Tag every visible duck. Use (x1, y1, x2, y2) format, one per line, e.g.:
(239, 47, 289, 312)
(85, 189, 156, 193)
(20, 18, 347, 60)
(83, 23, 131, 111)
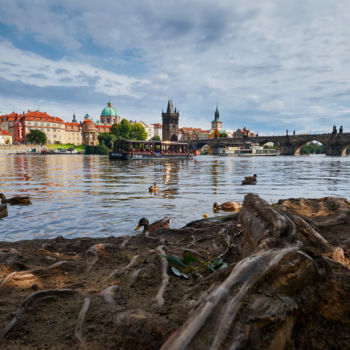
(213, 201, 243, 212)
(242, 174, 257, 185)
(149, 182, 159, 193)
(135, 217, 171, 235)
(0, 203, 8, 219)
(0, 193, 31, 205)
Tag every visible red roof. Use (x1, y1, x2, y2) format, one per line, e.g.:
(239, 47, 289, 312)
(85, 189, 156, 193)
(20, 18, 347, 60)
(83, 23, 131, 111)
(1, 111, 64, 124)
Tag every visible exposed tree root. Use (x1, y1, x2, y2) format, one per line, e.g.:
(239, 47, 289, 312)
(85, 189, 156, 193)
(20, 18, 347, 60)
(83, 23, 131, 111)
(75, 297, 91, 350)
(100, 285, 119, 307)
(0, 289, 76, 342)
(103, 255, 139, 282)
(0, 260, 76, 290)
(85, 243, 117, 270)
(155, 246, 169, 308)
(161, 248, 304, 350)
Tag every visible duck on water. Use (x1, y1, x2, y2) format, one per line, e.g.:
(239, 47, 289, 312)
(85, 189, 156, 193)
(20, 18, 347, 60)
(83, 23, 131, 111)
(0, 193, 31, 205)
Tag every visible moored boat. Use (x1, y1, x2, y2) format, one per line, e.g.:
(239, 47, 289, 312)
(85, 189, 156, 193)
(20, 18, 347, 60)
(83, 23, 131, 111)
(218, 144, 280, 156)
(109, 139, 193, 160)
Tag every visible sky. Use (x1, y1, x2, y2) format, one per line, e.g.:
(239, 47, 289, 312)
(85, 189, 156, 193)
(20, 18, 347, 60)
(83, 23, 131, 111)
(0, 0, 350, 135)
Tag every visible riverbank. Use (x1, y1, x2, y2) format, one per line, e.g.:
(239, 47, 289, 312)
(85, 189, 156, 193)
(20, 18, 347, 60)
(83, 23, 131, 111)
(0, 144, 44, 154)
(1, 194, 350, 349)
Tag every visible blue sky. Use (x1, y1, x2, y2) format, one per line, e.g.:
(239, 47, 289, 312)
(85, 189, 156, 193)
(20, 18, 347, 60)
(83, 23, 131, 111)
(0, 0, 350, 134)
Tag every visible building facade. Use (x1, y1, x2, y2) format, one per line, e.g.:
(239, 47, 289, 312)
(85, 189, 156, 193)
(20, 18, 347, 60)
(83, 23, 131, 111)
(0, 101, 120, 146)
(0, 129, 12, 145)
(162, 99, 179, 141)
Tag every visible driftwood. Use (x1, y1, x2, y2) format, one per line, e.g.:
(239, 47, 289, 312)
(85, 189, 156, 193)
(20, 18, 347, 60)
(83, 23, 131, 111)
(155, 246, 169, 308)
(75, 297, 91, 350)
(0, 289, 76, 342)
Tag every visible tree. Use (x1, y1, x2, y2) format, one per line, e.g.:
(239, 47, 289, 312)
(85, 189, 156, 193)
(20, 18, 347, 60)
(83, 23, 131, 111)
(98, 132, 116, 149)
(111, 119, 132, 139)
(151, 135, 161, 141)
(26, 129, 47, 144)
(131, 123, 147, 140)
(219, 132, 228, 138)
(300, 142, 325, 155)
(111, 119, 147, 141)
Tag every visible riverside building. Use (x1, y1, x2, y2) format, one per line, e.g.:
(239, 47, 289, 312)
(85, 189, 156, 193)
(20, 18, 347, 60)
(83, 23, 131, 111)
(0, 101, 120, 146)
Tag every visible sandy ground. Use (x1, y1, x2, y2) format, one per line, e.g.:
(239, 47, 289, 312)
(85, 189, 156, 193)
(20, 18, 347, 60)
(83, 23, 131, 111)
(0, 196, 350, 349)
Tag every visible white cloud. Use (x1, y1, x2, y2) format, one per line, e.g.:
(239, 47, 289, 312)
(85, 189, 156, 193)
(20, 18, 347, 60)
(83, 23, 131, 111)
(1, 0, 350, 132)
(0, 40, 149, 98)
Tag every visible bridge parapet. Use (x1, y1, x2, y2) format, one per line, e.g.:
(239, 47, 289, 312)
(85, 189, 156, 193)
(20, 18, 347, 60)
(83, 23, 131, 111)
(188, 132, 350, 156)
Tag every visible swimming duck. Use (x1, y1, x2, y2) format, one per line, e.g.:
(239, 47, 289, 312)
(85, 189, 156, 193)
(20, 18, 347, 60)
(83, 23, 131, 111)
(242, 174, 257, 185)
(0, 193, 31, 205)
(149, 182, 159, 193)
(213, 201, 243, 212)
(135, 217, 171, 235)
(0, 203, 8, 219)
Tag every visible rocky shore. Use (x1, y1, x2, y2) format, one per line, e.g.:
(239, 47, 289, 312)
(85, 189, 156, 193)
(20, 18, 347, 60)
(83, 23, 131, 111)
(1, 194, 350, 349)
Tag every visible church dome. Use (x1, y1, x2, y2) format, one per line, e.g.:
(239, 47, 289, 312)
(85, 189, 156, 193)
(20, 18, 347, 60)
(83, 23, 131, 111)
(101, 101, 119, 117)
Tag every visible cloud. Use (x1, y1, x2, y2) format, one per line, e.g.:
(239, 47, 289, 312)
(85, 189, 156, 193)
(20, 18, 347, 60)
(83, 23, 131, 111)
(1, 0, 350, 133)
(0, 40, 150, 98)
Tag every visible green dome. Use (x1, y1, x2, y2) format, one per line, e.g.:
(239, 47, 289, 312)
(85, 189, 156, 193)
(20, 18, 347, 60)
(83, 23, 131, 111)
(101, 101, 119, 117)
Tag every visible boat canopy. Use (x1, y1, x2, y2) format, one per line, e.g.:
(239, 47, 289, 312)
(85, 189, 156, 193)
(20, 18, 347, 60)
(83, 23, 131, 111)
(113, 139, 190, 155)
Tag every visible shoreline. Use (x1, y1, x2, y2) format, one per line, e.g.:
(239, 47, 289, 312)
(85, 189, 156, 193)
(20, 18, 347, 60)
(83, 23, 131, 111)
(1, 194, 350, 349)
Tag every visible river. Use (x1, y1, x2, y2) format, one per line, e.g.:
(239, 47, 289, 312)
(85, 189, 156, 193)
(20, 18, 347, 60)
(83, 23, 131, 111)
(0, 154, 350, 241)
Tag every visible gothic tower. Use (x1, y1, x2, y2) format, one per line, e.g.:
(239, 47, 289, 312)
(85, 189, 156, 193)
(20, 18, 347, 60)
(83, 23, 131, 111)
(211, 106, 222, 131)
(162, 99, 179, 141)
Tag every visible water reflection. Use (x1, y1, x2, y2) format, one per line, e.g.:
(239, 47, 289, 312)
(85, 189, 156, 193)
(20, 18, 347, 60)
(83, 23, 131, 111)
(1, 154, 350, 241)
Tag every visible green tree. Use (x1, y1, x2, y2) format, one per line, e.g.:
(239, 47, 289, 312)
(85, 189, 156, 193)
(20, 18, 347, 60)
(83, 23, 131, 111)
(85, 144, 110, 155)
(26, 129, 47, 144)
(300, 142, 325, 155)
(131, 123, 147, 140)
(111, 119, 132, 139)
(98, 132, 116, 149)
(111, 119, 147, 141)
(219, 132, 228, 138)
(151, 135, 161, 141)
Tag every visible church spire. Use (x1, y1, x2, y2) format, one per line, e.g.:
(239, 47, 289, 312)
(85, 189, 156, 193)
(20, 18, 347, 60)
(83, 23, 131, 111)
(167, 99, 174, 114)
(214, 106, 220, 121)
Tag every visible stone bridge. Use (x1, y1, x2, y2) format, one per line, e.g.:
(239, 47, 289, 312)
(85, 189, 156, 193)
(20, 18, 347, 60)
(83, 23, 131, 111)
(189, 133, 350, 156)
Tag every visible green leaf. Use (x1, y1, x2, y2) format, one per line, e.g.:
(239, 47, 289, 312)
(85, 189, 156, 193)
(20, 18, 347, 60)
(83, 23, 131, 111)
(170, 266, 188, 279)
(182, 251, 198, 265)
(161, 254, 187, 268)
(208, 257, 227, 272)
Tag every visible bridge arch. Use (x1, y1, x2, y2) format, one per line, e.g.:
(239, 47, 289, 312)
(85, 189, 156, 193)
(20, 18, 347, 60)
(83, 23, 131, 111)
(341, 144, 350, 156)
(294, 140, 326, 156)
(191, 141, 213, 155)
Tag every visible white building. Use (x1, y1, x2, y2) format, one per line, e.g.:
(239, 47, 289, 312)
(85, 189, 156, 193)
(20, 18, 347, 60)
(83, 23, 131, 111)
(139, 121, 154, 140)
(0, 129, 12, 145)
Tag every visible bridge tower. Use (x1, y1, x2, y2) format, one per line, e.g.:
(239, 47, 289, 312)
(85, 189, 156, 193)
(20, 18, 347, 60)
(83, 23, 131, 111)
(210, 106, 223, 138)
(162, 99, 179, 141)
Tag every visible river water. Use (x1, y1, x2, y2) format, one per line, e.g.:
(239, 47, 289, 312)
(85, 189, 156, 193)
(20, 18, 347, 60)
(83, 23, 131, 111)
(0, 154, 350, 241)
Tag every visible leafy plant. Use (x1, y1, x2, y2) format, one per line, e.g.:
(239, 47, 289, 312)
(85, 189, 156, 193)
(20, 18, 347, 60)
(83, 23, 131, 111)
(161, 250, 227, 279)
(170, 266, 188, 279)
